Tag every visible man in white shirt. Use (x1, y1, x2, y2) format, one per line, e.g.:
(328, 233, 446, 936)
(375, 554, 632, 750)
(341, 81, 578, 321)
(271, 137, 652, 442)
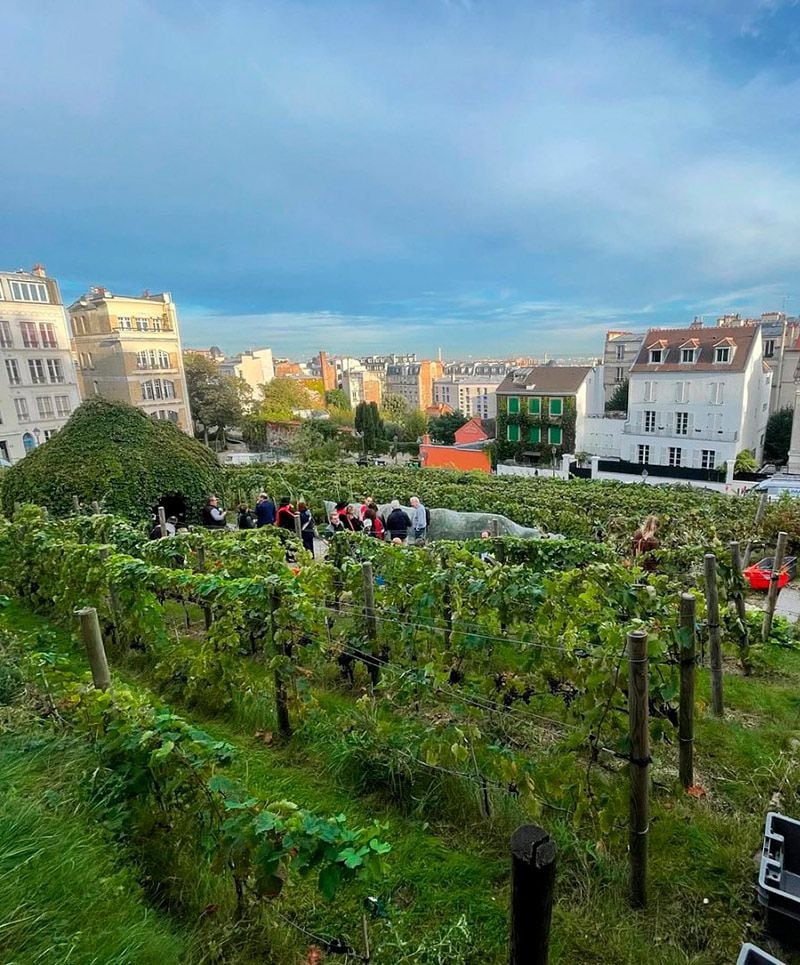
(410, 496, 427, 542)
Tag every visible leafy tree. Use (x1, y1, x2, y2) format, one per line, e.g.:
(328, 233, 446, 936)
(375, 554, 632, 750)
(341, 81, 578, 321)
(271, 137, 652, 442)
(184, 354, 251, 447)
(605, 379, 629, 412)
(325, 389, 351, 411)
(429, 411, 469, 445)
(354, 401, 385, 453)
(764, 406, 793, 464)
(381, 394, 408, 420)
(735, 449, 758, 473)
(256, 378, 313, 421)
(290, 423, 345, 463)
(401, 409, 428, 442)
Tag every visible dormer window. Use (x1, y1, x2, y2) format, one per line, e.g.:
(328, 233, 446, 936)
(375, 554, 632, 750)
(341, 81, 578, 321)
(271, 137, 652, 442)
(715, 346, 731, 363)
(649, 349, 663, 364)
(681, 348, 696, 363)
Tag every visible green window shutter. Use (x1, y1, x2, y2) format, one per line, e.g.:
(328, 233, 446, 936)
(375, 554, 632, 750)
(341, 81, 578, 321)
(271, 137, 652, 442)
(507, 424, 520, 442)
(549, 397, 563, 416)
(527, 426, 540, 444)
(548, 426, 562, 445)
(528, 397, 540, 415)
(508, 396, 520, 414)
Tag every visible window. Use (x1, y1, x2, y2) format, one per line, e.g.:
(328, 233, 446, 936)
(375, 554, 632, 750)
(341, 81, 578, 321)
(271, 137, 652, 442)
(164, 380, 175, 399)
(527, 426, 541, 444)
(715, 346, 731, 363)
(136, 350, 148, 369)
(22, 432, 36, 452)
(55, 395, 71, 417)
(80, 352, 94, 370)
(47, 359, 64, 383)
(118, 316, 132, 330)
(10, 280, 48, 302)
(36, 396, 54, 418)
(20, 321, 38, 348)
(710, 382, 724, 405)
(43, 429, 57, 441)
(616, 345, 625, 361)
(0, 320, 12, 348)
(643, 381, 656, 402)
(637, 444, 650, 464)
(644, 410, 656, 433)
(701, 450, 716, 470)
(548, 426, 562, 445)
(615, 366, 625, 383)
(136, 317, 148, 331)
(28, 359, 46, 384)
(507, 396, 520, 414)
(680, 348, 696, 363)
(528, 397, 540, 415)
(152, 317, 162, 332)
(5, 359, 20, 385)
(14, 398, 29, 422)
(549, 397, 563, 417)
(168, 410, 179, 423)
(763, 339, 775, 359)
(668, 446, 682, 467)
(675, 381, 689, 403)
(507, 423, 520, 442)
(0, 442, 9, 462)
(38, 323, 57, 348)
(675, 411, 688, 435)
(649, 349, 663, 364)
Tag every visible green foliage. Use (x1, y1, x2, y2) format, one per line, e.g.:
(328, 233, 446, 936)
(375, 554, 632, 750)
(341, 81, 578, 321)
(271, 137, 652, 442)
(290, 423, 346, 463)
(254, 378, 314, 421)
(605, 379, 629, 412)
(1, 398, 223, 521)
(354, 401, 385, 452)
(184, 353, 251, 443)
(735, 449, 758, 473)
(381, 394, 408, 420)
(764, 406, 793, 464)
(428, 411, 469, 444)
(401, 408, 428, 442)
(325, 388, 351, 410)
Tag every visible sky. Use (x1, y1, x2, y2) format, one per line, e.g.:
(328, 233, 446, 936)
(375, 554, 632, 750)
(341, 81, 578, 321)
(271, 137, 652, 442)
(2, 0, 800, 358)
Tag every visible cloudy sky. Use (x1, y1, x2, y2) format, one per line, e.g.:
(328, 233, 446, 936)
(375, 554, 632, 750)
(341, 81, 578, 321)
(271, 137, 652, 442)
(3, 0, 800, 357)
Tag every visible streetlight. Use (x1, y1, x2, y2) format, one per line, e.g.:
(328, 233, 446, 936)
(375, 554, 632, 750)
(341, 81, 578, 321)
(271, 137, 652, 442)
(551, 445, 557, 475)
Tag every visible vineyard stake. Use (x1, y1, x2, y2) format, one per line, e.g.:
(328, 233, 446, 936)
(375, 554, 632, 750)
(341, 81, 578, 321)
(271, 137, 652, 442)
(627, 628, 649, 909)
(678, 593, 696, 790)
(98, 546, 120, 644)
(703, 554, 724, 717)
(294, 511, 302, 541)
(195, 545, 214, 630)
(77, 606, 111, 691)
(762, 530, 788, 644)
(742, 492, 768, 568)
(509, 824, 555, 965)
(158, 506, 168, 539)
(729, 541, 751, 674)
(91, 500, 100, 514)
(361, 561, 380, 687)
(269, 592, 292, 739)
(72, 494, 81, 513)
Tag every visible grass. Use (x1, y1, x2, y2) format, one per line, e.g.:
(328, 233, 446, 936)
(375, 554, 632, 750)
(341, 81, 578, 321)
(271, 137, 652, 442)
(4, 601, 800, 963)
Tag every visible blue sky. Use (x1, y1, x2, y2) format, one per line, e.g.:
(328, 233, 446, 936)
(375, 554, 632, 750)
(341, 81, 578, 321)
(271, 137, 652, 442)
(3, 0, 800, 358)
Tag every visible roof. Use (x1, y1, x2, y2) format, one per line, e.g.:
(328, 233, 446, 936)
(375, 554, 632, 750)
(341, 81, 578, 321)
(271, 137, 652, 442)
(419, 443, 492, 473)
(454, 417, 490, 445)
(496, 366, 593, 396)
(630, 326, 757, 374)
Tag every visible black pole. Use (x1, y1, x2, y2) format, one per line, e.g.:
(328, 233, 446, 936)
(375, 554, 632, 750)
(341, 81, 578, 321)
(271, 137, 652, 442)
(510, 824, 556, 965)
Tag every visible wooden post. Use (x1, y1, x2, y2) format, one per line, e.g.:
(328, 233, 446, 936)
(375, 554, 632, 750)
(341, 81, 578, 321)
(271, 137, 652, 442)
(293, 510, 302, 540)
(509, 824, 556, 965)
(703, 554, 724, 717)
(77, 606, 111, 691)
(729, 541, 751, 673)
(91, 500, 100, 514)
(627, 628, 649, 909)
(762, 531, 788, 644)
(72, 495, 81, 514)
(270, 593, 292, 739)
(196, 545, 213, 630)
(158, 506, 168, 539)
(489, 519, 499, 538)
(678, 593, 696, 790)
(743, 492, 768, 567)
(362, 561, 379, 686)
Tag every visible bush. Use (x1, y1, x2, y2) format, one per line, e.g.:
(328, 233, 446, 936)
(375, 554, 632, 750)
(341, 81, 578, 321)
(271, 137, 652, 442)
(1, 398, 223, 522)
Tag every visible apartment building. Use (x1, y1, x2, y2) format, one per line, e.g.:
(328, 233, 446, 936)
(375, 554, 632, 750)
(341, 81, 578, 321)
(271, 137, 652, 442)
(385, 359, 444, 411)
(433, 374, 502, 419)
(218, 347, 274, 396)
(623, 325, 770, 470)
(341, 367, 382, 406)
(0, 266, 81, 461)
(603, 331, 646, 404)
(69, 288, 191, 432)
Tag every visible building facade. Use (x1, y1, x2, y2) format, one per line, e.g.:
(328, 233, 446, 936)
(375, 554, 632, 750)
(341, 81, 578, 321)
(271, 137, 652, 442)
(433, 373, 505, 419)
(341, 367, 382, 406)
(602, 331, 645, 404)
(218, 347, 274, 396)
(69, 288, 191, 432)
(0, 266, 81, 462)
(623, 325, 770, 470)
(385, 360, 444, 411)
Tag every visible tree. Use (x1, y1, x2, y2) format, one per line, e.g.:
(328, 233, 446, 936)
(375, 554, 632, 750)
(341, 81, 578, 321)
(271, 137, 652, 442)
(354, 401, 384, 453)
(256, 378, 313, 421)
(735, 449, 758, 473)
(290, 423, 345, 463)
(184, 353, 250, 448)
(606, 379, 629, 412)
(325, 389, 351, 410)
(764, 406, 793, 464)
(400, 409, 428, 442)
(381, 394, 408, 420)
(429, 411, 469, 444)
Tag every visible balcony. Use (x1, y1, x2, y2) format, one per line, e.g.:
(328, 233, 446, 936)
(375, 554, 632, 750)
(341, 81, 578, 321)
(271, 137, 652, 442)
(623, 423, 738, 443)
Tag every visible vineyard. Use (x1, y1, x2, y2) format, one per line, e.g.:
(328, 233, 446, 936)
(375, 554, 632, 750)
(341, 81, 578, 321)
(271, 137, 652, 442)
(2, 469, 800, 963)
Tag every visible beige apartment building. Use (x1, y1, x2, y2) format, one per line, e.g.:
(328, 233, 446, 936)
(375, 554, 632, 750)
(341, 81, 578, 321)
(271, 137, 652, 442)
(218, 347, 274, 397)
(68, 288, 191, 431)
(0, 265, 81, 462)
(385, 360, 444, 411)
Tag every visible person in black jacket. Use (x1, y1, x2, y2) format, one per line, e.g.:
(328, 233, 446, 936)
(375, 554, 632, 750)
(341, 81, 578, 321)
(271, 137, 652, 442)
(237, 503, 256, 529)
(385, 500, 412, 542)
(202, 496, 227, 528)
(297, 501, 316, 554)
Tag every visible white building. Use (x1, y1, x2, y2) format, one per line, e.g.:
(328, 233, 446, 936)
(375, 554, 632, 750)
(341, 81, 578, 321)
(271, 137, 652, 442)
(623, 325, 770, 470)
(218, 347, 274, 396)
(603, 331, 646, 404)
(0, 266, 81, 462)
(433, 374, 505, 419)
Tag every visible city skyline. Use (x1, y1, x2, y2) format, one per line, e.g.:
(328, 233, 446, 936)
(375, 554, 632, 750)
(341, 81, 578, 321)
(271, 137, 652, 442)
(4, 1, 800, 356)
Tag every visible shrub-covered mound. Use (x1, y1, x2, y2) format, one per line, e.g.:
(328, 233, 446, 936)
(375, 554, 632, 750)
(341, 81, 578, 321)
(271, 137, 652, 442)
(2, 398, 222, 521)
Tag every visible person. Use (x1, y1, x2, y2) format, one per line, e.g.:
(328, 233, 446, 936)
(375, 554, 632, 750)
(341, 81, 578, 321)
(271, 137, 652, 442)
(276, 497, 296, 532)
(391, 536, 404, 546)
(237, 503, 256, 529)
(343, 506, 363, 532)
(386, 499, 412, 543)
(148, 513, 177, 539)
(632, 515, 659, 572)
(202, 496, 227, 529)
(410, 496, 427, 542)
(255, 493, 276, 527)
(325, 512, 344, 537)
(364, 506, 384, 539)
(297, 501, 316, 554)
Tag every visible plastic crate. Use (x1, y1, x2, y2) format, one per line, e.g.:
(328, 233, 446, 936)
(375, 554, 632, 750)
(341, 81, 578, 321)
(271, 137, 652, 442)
(744, 557, 797, 592)
(736, 943, 785, 965)
(758, 811, 800, 945)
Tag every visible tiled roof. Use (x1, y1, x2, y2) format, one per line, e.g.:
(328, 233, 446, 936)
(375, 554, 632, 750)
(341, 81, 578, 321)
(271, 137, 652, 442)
(630, 326, 757, 374)
(497, 366, 593, 396)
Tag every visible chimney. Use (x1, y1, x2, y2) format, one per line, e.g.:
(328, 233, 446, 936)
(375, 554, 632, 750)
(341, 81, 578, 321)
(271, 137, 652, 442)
(31, 264, 46, 278)
(690, 317, 703, 329)
(421, 433, 431, 446)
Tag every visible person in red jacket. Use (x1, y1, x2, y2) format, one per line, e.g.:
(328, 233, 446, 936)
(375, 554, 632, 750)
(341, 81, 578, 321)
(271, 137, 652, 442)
(276, 497, 296, 531)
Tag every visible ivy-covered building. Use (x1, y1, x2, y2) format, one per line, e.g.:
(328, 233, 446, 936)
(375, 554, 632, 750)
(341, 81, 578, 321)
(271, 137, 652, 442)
(495, 365, 603, 463)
